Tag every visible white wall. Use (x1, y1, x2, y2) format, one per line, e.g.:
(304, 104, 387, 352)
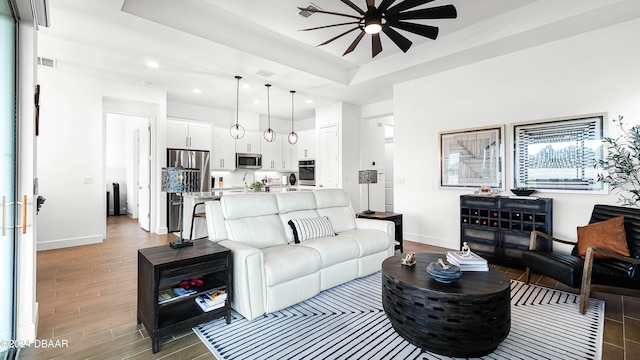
(37, 69, 167, 249)
(394, 19, 640, 252)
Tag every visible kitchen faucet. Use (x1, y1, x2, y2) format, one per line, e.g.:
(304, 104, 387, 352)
(242, 171, 255, 184)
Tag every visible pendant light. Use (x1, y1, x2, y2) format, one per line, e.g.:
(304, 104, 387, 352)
(263, 84, 276, 142)
(229, 75, 245, 139)
(288, 90, 298, 144)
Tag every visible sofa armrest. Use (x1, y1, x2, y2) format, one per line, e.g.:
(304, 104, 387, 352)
(356, 218, 395, 247)
(529, 230, 576, 250)
(217, 240, 265, 321)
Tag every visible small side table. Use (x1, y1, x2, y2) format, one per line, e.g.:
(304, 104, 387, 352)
(137, 240, 232, 353)
(357, 211, 403, 253)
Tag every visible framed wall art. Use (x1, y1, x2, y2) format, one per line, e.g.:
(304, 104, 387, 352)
(513, 113, 605, 192)
(439, 125, 505, 189)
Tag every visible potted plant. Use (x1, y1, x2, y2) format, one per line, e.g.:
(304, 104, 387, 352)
(249, 181, 264, 191)
(595, 115, 640, 206)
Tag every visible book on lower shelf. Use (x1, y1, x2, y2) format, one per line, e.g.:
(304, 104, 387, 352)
(196, 289, 227, 312)
(158, 287, 197, 304)
(446, 251, 489, 272)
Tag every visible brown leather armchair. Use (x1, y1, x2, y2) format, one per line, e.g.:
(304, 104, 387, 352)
(522, 204, 640, 314)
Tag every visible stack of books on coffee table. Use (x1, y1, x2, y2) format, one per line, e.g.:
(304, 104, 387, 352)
(446, 251, 489, 271)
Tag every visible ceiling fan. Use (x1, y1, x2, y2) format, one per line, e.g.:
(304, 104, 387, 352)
(299, 0, 457, 58)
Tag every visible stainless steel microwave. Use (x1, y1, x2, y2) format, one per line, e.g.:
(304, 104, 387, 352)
(236, 153, 262, 169)
(298, 159, 315, 186)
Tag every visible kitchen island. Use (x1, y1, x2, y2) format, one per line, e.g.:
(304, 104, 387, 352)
(180, 186, 305, 240)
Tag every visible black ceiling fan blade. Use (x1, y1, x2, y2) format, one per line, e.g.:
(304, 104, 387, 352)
(297, 7, 361, 20)
(393, 5, 457, 20)
(388, 20, 439, 39)
(371, 33, 383, 57)
(300, 21, 360, 31)
(340, 0, 365, 15)
(382, 26, 412, 52)
(343, 30, 366, 55)
(378, 0, 397, 12)
(317, 26, 360, 46)
(386, 0, 437, 16)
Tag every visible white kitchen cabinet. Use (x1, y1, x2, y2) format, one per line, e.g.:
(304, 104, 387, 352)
(282, 140, 295, 171)
(166, 119, 211, 151)
(187, 122, 212, 151)
(236, 130, 261, 154)
(261, 136, 298, 171)
(261, 136, 282, 170)
(297, 129, 317, 160)
(211, 126, 236, 170)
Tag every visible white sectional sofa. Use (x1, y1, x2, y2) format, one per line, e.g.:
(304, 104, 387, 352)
(204, 188, 395, 320)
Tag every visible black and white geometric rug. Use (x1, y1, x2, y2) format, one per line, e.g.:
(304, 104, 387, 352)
(194, 272, 604, 360)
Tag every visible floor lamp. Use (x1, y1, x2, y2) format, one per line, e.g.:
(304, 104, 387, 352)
(161, 167, 200, 249)
(358, 170, 377, 215)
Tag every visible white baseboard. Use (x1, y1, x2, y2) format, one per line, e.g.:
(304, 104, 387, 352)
(404, 232, 457, 250)
(156, 227, 168, 235)
(36, 234, 103, 251)
(17, 301, 37, 342)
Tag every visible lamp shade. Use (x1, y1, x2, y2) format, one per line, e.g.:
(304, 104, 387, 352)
(358, 170, 378, 184)
(161, 167, 200, 193)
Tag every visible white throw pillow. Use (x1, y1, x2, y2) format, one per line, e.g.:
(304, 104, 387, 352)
(288, 216, 336, 243)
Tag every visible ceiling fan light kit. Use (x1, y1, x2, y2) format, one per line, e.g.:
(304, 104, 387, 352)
(264, 84, 276, 142)
(299, 0, 457, 57)
(230, 75, 245, 139)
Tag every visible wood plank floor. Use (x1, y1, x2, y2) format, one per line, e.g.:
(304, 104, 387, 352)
(18, 216, 639, 359)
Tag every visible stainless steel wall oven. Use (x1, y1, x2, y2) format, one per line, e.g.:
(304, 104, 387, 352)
(298, 159, 316, 186)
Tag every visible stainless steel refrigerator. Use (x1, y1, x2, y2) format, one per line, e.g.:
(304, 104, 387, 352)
(166, 148, 211, 232)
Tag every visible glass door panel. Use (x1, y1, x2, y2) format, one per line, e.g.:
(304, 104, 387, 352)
(0, 0, 16, 357)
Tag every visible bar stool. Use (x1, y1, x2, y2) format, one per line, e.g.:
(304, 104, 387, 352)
(189, 202, 206, 241)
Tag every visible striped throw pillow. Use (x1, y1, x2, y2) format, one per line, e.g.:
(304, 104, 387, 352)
(288, 217, 336, 243)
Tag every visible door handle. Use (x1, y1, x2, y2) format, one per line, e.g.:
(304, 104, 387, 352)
(2, 196, 5, 236)
(22, 195, 27, 234)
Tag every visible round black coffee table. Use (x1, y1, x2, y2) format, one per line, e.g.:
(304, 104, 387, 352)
(382, 252, 511, 357)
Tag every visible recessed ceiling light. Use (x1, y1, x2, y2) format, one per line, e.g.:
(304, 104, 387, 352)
(193, 88, 202, 94)
(306, 99, 313, 104)
(242, 84, 250, 90)
(147, 61, 159, 68)
(253, 100, 260, 104)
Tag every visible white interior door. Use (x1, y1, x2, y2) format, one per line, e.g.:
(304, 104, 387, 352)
(318, 125, 339, 188)
(138, 122, 151, 231)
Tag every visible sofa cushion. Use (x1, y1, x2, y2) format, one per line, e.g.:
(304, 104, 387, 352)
(296, 235, 360, 267)
(261, 245, 322, 287)
(220, 193, 278, 220)
(288, 217, 336, 243)
(339, 229, 392, 257)
(577, 216, 630, 259)
(275, 192, 317, 214)
(317, 207, 357, 233)
(225, 215, 287, 249)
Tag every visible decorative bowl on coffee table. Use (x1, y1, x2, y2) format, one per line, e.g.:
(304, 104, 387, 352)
(427, 261, 462, 283)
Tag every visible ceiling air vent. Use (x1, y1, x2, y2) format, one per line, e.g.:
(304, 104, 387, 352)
(298, 3, 320, 18)
(37, 57, 57, 68)
(256, 69, 275, 78)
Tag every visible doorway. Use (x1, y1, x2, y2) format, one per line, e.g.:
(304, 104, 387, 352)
(105, 113, 151, 231)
